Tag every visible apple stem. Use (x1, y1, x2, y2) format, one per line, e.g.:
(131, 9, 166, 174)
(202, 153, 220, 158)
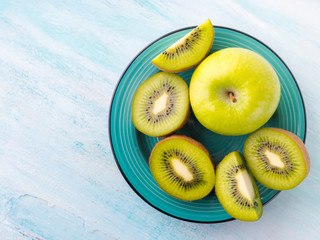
(229, 92, 237, 103)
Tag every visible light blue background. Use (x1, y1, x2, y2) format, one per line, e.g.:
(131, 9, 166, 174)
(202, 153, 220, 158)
(0, 0, 319, 239)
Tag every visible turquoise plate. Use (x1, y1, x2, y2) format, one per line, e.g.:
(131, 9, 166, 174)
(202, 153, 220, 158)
(109, 26, 306, 223)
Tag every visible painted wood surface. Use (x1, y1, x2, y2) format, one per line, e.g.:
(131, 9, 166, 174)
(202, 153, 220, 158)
(0, 0, 319, 239)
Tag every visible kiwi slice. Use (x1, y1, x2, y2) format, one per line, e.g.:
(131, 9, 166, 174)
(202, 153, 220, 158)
(149, 135, 215, 201)
(151, 19, 214, 73)
(215, 151, 263, 221)
(132, 72, 190, 137)
(244, 127, 310, 190)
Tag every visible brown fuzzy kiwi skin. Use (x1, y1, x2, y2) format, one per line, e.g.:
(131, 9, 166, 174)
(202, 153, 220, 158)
(149, 134, 213, 166)
(268, 127, 310, 177)
(151, 28, 215, 73)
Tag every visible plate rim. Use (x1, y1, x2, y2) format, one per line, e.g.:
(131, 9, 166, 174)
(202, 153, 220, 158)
(108, 25, 307, 223)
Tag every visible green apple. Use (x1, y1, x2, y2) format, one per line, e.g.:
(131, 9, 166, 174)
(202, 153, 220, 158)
(189, 47, 280, 135)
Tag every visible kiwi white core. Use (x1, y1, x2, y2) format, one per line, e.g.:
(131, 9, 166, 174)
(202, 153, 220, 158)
(172, 158, 193, 182)
(265, 150, 285, 168)
(152, 92, 169, 115)
(235, 170, 255, 202)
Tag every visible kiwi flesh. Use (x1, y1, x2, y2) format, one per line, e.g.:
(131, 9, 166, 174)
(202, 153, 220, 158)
(149, 135, 215, 201)
(244, 127, 310, 190)
(215, 151, 263, 221)
(132, 72, 190, 137)
(151, 19, 214, 73)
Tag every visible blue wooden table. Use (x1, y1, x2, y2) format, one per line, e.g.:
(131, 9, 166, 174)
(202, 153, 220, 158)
(0, 1, 319, 239)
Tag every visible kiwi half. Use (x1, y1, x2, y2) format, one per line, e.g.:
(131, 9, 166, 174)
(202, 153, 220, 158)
(244, 127, 310, 190)
(149, 135, 215, 201)
(151, 19, 214, 73)
(132, 72, 190, 137)
(215, 151, 263, 221)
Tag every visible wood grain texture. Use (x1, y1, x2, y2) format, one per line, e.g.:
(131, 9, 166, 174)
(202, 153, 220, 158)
(0, 0, 319, 239)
